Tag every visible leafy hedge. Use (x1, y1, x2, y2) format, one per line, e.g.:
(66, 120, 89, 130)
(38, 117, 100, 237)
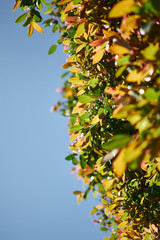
(13, 0, 160, 239)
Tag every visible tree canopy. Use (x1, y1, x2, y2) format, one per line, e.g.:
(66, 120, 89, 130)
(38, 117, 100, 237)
(13, 0, 160, 239)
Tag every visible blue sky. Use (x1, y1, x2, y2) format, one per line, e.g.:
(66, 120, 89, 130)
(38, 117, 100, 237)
(0, 1, 107, 240)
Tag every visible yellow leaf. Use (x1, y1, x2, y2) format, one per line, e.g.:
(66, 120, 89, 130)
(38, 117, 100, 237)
(64, 1, 79, 13)
(76, 44, 85, 53)
(119, 221, 128, 228)
(113, 149, 126, 177)
(110, 44, 130, 55)
(126, 65, 153, 84)
(91, 114, 100, 124)
(70, 132, 79, 142)
(121, 15, 141, 37)
(108, 203, 117, 211)
(93, 48, 105, 64)
(32, 22, 44, 33)
(77, 193, 83, 204)
(28, 24, 34, 37)
(109, 0, 136, 18)
(72, 102, 86, 114)
(77, 88, 85, 96)
(68, 77, 85, 86)
(103, 179, 114, 190)
(12, 0, 20, 12)
(57, 0, 72, 5)
(74, 22, 85, 38)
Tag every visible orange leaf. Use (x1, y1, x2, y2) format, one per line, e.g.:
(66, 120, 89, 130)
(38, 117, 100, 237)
(28, 24, 34, 37)
(96, 205, 106, 210)
(12, 0, 20, 11)
(32, 22, 44, 33)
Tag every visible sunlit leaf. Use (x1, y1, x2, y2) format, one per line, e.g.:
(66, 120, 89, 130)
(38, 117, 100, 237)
(48, 44, 57, 55)
(32, 22, 44, 33)
(109, 0, 136, 18)
(15, 13, 27, 23)
(93, 48, 105, 64)
(12, 0, 20, 11)
(102, 134, 131, 150)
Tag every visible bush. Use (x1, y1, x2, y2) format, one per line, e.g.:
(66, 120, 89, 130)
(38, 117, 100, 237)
(13, 0, 160, 238)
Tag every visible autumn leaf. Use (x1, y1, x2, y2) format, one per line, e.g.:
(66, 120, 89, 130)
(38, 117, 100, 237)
(109, 0, 136, 18)
(32, 22, 44, 33)
(93, 48, 105, 64)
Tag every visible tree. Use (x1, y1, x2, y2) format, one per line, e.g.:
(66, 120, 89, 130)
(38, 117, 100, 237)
(13, 0, 160, 239)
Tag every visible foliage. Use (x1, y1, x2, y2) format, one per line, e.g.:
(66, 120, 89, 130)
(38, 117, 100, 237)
(13, 0, 160, 239)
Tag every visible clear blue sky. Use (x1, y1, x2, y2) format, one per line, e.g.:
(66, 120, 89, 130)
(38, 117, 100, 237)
(0, 1, 107, 240)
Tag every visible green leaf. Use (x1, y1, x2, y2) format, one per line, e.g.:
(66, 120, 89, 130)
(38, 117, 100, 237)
(80, 155, 86, 169)
(145, 88, 160, 100)
(118, 55, 130, 66)
(48, 44, 57, 55)
(73, 0, 81, 4)
(22, 17, 32, 27)
(79, 95, 95, 103)
(69, 125, 83, 132)
(15, 13, 27, 23)
(72, 156, 78, 165)
(65, 153, 75, 161)
(52, 24, 57, 33)
(43, 7, 53, 14)
(102, 134, 131, 150)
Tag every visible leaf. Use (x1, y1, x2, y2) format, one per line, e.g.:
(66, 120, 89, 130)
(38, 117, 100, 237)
(77, 193, 83, 204)
(69, 125, 83, 132)
(28, 24, 34, 37)
(113, 149, 127, 177)
(43, 7, 53, 14)
(93, 48, 105, 64)
(96, 205, 106, 209)
(12, 0, 20, 11)
(48, 44, 57, 55)
(103, 179, 114, 190)
(70, 132, 79, 142)
(15, 13, 27, 23)
(73, 0, 81, 4)
(74, 22, 85, 38)
(73, 191, 82, 195)
(79, 95, 95, 103)
(57, 0, 72, 5)
(141, 42, 159, 61)
(65, 153, 75, 160)
(80, 155, 86, 169)
(144, 88, 160, 100)
(32, 22, 44, 33)
(110, 44, 130, 55)
(91, 115, 100, 125)
(109, 0, 136, 18)
(102, 134, 131, 150)
(89, 39, 106, 47)
(118, 55, 130, 66)
(76, 44, 85, 53)
(126, 65, 153, 84)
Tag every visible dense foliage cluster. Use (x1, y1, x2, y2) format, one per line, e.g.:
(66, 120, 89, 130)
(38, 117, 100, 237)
(13, 0, 160, 239)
